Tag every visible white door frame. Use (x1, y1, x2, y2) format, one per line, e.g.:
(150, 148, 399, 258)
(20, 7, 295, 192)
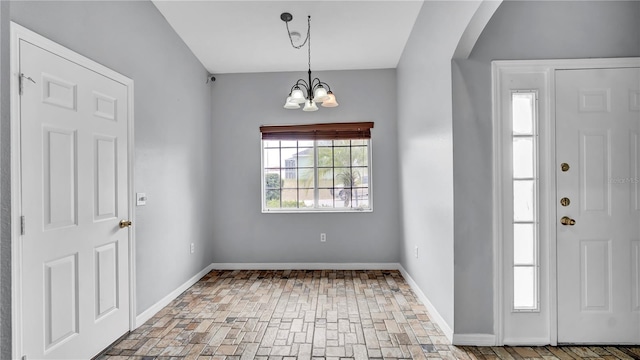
(10, 22, 136, 359)
(492, 57, 640, 346)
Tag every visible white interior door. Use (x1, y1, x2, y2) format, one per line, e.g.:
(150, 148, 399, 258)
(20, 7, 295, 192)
(556, 67, 640, 343)
(19, 39, 131, 359)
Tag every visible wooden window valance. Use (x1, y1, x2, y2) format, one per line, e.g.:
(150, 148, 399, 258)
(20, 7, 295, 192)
(260, 122, 374, 141)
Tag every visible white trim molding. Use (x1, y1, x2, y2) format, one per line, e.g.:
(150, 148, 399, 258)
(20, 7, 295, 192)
(492, 57, 640, 346)
(398, 266, 454, 342)
(452, 334, 497, 346)
(135, 264, 215, 327)
(10, 22, 136, 360)
(210, 262, 400, 271)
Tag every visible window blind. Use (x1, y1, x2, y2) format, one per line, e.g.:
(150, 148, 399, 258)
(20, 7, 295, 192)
(260, 122, 374, 141)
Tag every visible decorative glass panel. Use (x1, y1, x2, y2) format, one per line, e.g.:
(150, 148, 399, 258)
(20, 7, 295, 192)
(512, 93, 534, 135)
(514, 266, 536, 309)
(513, 137, 534, 178)
(511, 91, 538, 311)
(514, 223, 535, 265)
(513, 180, 534, 222)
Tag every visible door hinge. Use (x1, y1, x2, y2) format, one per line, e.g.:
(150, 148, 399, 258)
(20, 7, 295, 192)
(20, 216, 25, 235)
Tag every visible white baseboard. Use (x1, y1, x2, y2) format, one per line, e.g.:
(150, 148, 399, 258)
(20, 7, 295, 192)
(210, 262, 401, 270)
(397, 265, 454, 342)
(503, 337, 551, 346)
(452, 333, 497, 346)
(135, 263, 214, 328)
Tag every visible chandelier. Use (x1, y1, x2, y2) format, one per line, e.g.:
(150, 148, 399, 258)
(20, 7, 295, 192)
(281, 12, 339, 111)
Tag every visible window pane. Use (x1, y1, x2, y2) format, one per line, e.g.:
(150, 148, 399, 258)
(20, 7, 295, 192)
(334, 140, 350, 146)
(281, 170, 297, 188)
(298, 168, 314, 188)
(514, 266, 536, 309)
(281, 140, 297, 148)
(298, 140, 314, 147)
(296, 148, 314, 167)
(334, 168, 357, 186)
(514, 223, 534, 265)
(281, 189, 298, 208)
(265, 190, 281, 208)
(263, 148, 281, 169)
(318, 147, 333, 167)
(318, 188, 335, 208)
(298, 188, 314, 208)
(512, 93, 534, 135)
(318, 168, 333, 187)
(265, 172, 280, 188)
(351, 187, 369, 208)
(263, 140, 280, 148)
(513, 180, 534, 222)
(513, 137, 533, 178)
(351, 146, 368, 166)
(333, 147, 352, 167)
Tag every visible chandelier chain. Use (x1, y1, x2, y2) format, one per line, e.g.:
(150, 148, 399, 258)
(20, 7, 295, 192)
(285, 16, 310, 50)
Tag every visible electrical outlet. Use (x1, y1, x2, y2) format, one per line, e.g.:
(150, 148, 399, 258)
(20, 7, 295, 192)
(190, 243, 195, 254)
(414, 246, 419, 258)
(320, 233, 326, 242)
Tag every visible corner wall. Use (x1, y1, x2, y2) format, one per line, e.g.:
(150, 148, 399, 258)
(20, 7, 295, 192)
(209, 69, 401, 265)
(0, 1, 11, 358)
(396, 1, 482, 336)
(452, 0, 640, 335)
(5, 0, 214, 326)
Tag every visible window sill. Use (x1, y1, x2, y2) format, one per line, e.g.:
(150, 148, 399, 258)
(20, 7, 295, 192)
(261, 208, 373, 214)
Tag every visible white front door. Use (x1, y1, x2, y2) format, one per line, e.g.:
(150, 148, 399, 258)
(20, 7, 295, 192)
(19, 39, 131, 358)
(556, 67, 640, 343)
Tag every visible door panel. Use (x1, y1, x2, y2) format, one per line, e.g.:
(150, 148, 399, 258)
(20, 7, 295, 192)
(43, 127, 77, 229)
(580, 131, 609, 213)
(44, 254, 79, 349)
(557, 67, 640, 343)
(20, 39, 130, 359)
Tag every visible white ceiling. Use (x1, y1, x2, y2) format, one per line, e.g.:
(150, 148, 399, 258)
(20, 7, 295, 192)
(152, 0, 424, 74)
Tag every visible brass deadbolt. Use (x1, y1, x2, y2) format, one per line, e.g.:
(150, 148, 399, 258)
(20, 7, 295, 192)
(560, 197, 571, 207)
(560, 216, 576, 226)
(561, 163, 570, 172)
(119, 220, 132, 228)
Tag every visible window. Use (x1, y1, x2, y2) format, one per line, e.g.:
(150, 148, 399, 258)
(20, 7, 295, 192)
(260, 122, 373, 212)
(511, 91, 539, 311)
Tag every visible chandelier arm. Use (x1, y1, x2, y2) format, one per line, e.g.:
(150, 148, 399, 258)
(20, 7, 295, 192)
(295, 79, 310, 90)
(318, 81, 332, 92)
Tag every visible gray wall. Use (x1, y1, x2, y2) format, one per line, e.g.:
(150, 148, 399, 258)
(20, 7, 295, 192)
(452, 0, 640, 334)
(396, 1, 480, 332)
(209, 70, 401, 264)
(5, 0, 214, 330)
(0, 1, 11, 358)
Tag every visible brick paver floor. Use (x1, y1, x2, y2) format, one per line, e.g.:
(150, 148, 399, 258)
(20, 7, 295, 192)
(99, 270, 640, 359)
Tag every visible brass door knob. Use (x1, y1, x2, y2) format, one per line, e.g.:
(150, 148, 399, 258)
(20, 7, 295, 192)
(560, 216, 575, 226)
(119, 220, 132, 228)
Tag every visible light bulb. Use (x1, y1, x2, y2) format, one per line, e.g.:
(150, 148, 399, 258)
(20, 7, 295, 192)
(302, 100, 319, 112)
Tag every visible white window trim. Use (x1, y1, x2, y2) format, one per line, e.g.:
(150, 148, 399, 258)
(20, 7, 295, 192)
(260, 139, 374, 214)
(492, 58, 640, 346)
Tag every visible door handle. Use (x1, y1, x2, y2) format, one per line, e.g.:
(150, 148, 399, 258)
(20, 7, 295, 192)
(119, 220, 132, 228)
(560, 216, 575, 226)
